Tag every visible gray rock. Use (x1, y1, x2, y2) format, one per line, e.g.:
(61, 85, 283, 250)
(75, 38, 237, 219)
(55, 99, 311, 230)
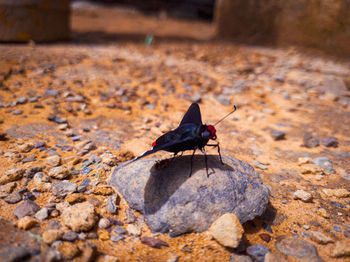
(125, 208, 136, 223)
(52, 181, 77, 198)
(322, 137, 338, 147)
(270, 130, 286, 141)
(313, 157, 335, 174)
(303, 132, 319, 148)
(275, 237, 323, 261)
(111, 234, 125, 243)
(4, 192, 22, 204)
(62, 231, 78, 242)
(107, 194, 119, 214)
(114, 226, 127, 235)
(246, 244, 270, 262)
(13, 200, 41, 219)
(109, 155, 270, 236)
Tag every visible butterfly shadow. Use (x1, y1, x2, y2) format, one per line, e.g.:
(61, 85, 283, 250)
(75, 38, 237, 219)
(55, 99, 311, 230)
(143, 154, 234, 215)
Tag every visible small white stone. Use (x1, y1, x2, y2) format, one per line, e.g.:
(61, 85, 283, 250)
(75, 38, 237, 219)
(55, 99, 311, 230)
(98, 218, 111, 229)
(293, 190, 313, 202)
(126, 224, 141, 236)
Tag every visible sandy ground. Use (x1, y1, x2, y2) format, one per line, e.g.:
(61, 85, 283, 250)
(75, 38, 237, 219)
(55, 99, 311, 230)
(0, 4, 349, 262)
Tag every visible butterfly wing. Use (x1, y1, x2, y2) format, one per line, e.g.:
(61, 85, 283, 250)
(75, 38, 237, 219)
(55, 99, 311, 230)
(126, 133, 194, 165)
(179, 103, 202, 126)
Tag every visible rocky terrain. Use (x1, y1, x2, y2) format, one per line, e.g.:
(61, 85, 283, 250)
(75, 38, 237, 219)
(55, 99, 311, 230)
(0, 4, 350, 262)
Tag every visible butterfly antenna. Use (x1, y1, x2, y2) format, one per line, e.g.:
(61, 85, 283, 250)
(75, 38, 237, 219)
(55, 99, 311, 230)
(213, 105, 237, 126)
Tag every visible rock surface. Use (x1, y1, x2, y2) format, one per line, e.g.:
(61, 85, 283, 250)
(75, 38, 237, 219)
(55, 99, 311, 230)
(110, 156, 270, 236)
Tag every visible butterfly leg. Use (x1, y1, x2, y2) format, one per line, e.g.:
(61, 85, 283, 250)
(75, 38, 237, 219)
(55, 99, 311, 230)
(189, 149, 196, 177)
(169, 152, 178, 163)
(207, 142, 224, 165)
(200, 148, 209, 177)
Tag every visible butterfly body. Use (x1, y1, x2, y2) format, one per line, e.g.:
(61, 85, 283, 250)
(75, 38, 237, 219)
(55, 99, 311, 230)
(128, 103, 236, 176)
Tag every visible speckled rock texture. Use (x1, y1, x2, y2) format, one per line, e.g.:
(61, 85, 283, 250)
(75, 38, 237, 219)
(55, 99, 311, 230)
(110, 155, 270, 236)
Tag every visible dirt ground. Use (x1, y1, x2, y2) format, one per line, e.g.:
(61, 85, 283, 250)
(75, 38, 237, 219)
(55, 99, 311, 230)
(0, 4, 349, 262)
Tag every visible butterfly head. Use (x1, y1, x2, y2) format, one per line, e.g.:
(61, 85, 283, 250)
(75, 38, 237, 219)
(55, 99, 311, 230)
(206, 125, 217, 140)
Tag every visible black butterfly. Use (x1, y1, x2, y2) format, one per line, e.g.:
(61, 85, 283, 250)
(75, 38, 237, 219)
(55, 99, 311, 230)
(129, 103, 236, 176)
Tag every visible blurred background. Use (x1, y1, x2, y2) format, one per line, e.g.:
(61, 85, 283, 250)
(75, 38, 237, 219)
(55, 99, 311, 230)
(0, 0, 350, 58)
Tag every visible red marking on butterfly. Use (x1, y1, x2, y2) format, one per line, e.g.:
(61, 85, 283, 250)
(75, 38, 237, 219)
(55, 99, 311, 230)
(207, 125, 217, 140)
(152, 141, 156, 147)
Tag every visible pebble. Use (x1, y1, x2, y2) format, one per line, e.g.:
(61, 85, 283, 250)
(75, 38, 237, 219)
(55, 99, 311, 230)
(101, 152, 117, 166)
(46, 155, 61, 167)
(141, 236, 169, 249)
(48, 115, 67, 124)
(229, 253, 252, 262)
(322, 188, 350, 198)
(125, 208, 136, 223)
(246, 244, 270, 262)
(126, 224, 141, 236)
(209, 213, 243, 248)
(42, 229, 63, 244)
(18, 142, 34, 153)
(21, 155, 36, 163)
(275, 237, 320, 260)
(322, 137, 338, 147)
(270, 130, 286, 141)
(81, 167, 92, 175)
(45, 88, 59, 97)
(4, 192, 22, 204)
(98, 218, 111, 229)
(52, 180, 77, 198)
(13, 200, 41, 219)
(293, 190, 313, 202)
(114, 226, 127, 235)
(57, 242, 80, 260)
(111, 234, 125, 243)
(253, 160, 268, 170)
(330, 241, 350, 258)
(309, 230, 334, 244)
(17, 216, 38, 230)
(62, 231, 78, 242)
(34, 141, 46, 148)
(12, 110, 23, 115)
(259, 233, 271, 243)
(77, 178, 90, 192)
(303, 132, 319, 148)
(35, 208, 49, 221)
(62, 202, 98, 232)
(107, 194, 120, 214)
(48, 166, 69, 179)
(313, 157, 335, 174)
(16, 96, 27, 104)
(0, 182, 16, 194)
(0, 168, 25, 185)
